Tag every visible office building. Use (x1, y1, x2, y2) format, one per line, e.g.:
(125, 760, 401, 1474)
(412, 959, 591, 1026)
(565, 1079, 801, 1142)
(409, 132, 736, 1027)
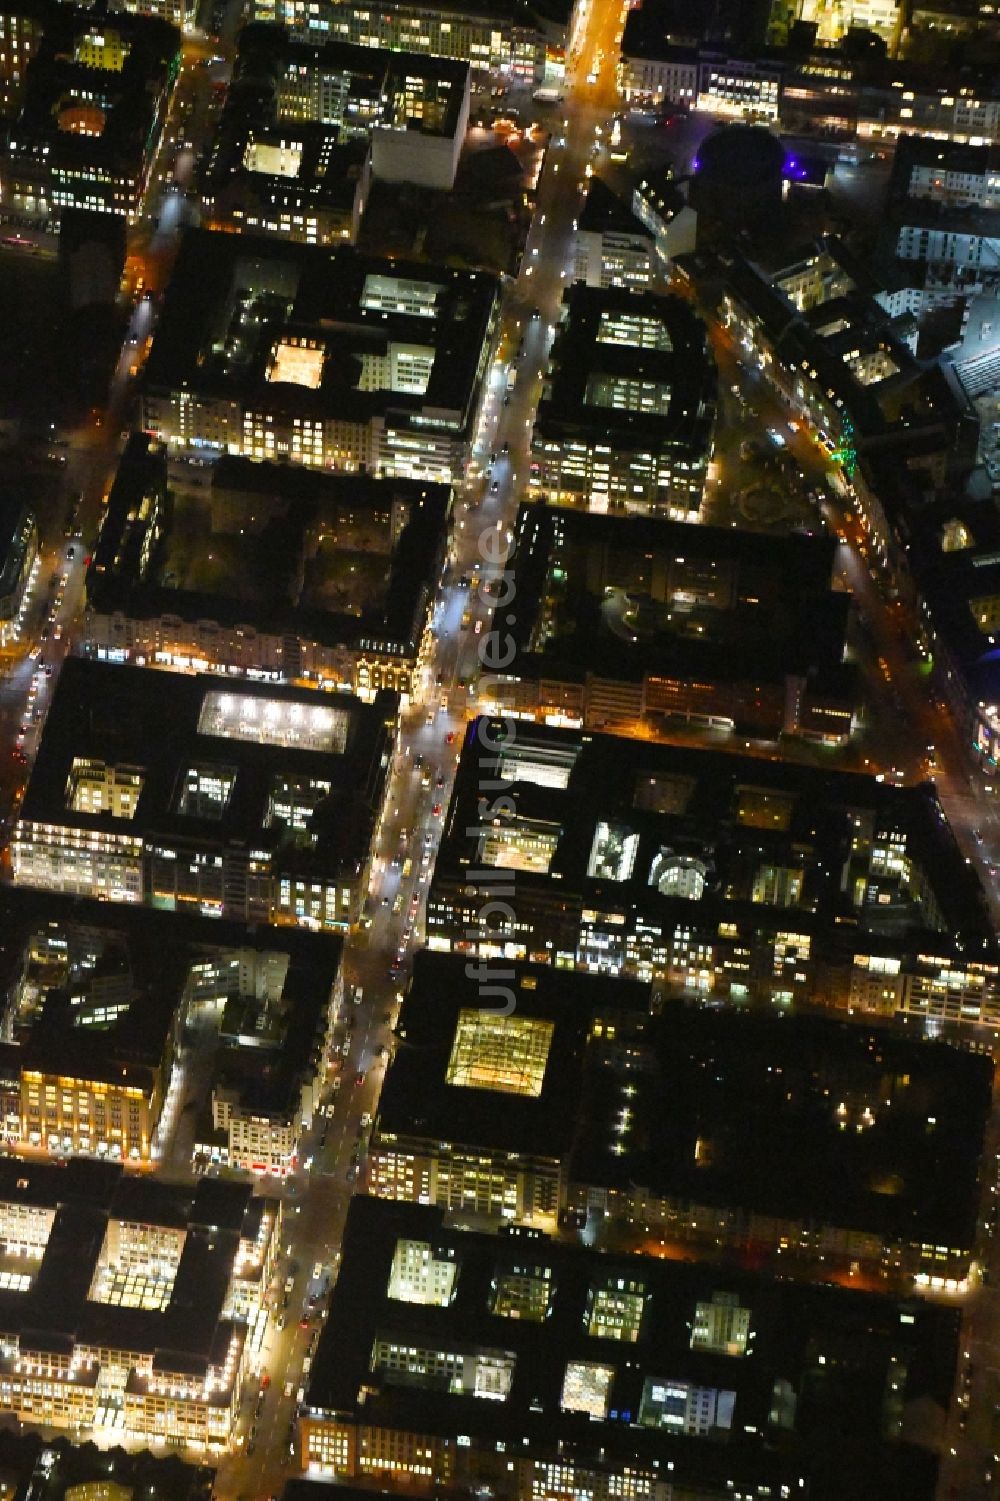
(0, 3, 180, 222)
(529, 285, 717, 518)
(0, 1159, 279, 1447)
(572, 178, 654, 290)
(0, 0, 46, 116)
(249, 0, 555, 85)
(139, 230, 500, 483)
(370, 953, 653, 1228)
(110, 0, 194, 27)
(426, 718, 1000, 1028)
(371, 961, 991, 1281)
(203, 119, 370, 248)
(768, 0, 904, 50)
(0, 500, 37, 648)
(301, 1199, 959, 1498)
(619, 25, 1000, 148)
(0, 889, 344, 1173)
(481, 503, 858, 742)
(885, 135, 1000, 283)
(83, 437, 450, 701)
(631, 170, 697, 264)
(204, 25, 470, 219)
(298, 1199, 960, 1500)
(11, 658, 396, 930)
(619, 27, 782, 121)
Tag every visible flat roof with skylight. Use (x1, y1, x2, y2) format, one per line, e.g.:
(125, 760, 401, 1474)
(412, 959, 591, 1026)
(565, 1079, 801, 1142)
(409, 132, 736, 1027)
(141, 230, 499, 453)
(12, 658, 395, 927)
(374, 951, 653, 1161)
(301, 1195, 959, 1501)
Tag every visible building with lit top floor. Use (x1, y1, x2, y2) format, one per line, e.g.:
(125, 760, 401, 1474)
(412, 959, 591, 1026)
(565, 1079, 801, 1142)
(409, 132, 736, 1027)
(618, 15, 783, 122)
(139, 230, 500, 483)
(481, 503, 858, 743)
(0, 889, 344, 1175)
(0, 2, 180, 222)
(83, 436, 450, 702)
(11, 657, 396, 930)
(426, 719, 1000, 1029)
(0, 1159, 279, 1448)
(370, 958, 991, 1282)
(529, 285, 716, 518)
(202, 115, 371, 249)
(298, 1195, 959, 1500)
(249, 0, 557, 85)
(767, 0, 904, 50)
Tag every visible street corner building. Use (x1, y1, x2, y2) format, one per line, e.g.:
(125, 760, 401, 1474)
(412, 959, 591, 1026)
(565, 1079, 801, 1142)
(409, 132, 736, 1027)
(528, 283, 717, 519)
(83, 434, 451, 702)
(9, 656, 397, 929)
(0, 888, 345, 1174)
(367, 952, 991, 1287)
(138, 229, 501, 483)
(0, 0, 181, 223)
(0, 1159, 281, 1448)
(297, 1194, 960, 1501)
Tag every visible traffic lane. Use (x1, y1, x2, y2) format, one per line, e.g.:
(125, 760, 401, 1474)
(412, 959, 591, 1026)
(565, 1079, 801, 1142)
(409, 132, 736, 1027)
(209, 10, 630, 1488)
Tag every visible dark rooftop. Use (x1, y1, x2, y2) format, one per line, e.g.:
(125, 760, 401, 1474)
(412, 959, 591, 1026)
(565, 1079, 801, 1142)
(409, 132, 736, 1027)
(305, 1196, 955, 1501)
(502, 501, 851, 687)
(573, 1004, 991, 1248)
(578, 176, 652, 240)
(15, 657, 396, 879)
(87, 437, 451, 657)
(535, 283, 716, 457)
(376, 951, 652, 1158)
(142, 230, 499, 437)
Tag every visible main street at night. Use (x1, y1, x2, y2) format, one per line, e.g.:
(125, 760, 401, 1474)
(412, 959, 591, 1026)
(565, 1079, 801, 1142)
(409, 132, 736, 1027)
(0, 0, 999, 1494)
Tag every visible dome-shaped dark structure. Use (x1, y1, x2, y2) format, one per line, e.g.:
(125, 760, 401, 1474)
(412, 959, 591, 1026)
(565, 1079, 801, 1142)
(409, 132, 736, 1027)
(690, 126, 784, 232)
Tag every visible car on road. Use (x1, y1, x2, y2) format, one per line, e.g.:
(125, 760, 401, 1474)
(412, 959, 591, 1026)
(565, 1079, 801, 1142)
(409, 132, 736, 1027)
(354, 1070, 366, 1086)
